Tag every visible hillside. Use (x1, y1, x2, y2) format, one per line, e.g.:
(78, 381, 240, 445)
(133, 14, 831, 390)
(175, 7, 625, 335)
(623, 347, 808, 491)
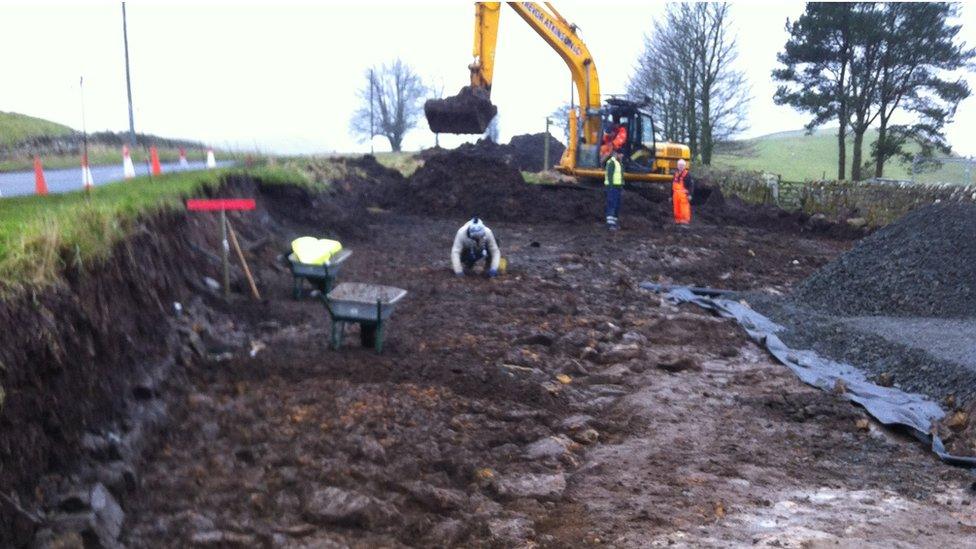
(0, 111, 216, 172)
(712, 128, 970, 184)
(0, 111, 73, 147)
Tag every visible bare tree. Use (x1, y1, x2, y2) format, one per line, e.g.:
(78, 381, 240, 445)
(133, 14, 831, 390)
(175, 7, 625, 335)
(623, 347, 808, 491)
(690, 3, 750, 164)
(350, 59, 427, 152)
(429, 77, 445, 147)
(629, 3, 749, 165)
(548, 103, 572, 143)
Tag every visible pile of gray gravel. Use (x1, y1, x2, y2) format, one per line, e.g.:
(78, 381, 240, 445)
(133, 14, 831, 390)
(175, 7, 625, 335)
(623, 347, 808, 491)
(790, 203, 976, 318)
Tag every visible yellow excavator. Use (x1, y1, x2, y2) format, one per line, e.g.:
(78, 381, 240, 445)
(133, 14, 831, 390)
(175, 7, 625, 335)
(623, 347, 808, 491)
(425, 2, 691, 183)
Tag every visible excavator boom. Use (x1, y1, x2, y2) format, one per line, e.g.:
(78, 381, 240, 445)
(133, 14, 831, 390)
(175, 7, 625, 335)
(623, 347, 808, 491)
(425, 2, 599, 137)
(423, 4, 502, 134)
(426, 2, 691, 181)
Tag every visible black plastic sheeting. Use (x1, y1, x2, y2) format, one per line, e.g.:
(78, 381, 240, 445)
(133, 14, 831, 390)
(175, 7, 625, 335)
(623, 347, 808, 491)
(640, 282, 976, 468)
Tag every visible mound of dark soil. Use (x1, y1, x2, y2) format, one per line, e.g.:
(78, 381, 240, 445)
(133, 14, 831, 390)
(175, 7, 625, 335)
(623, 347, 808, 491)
(392, 145, 663, 224)
(790, 203, 976, 318)
(259, 156, 406, 241)
(509, 133, 566, 172)
(420, 133, 564, 173)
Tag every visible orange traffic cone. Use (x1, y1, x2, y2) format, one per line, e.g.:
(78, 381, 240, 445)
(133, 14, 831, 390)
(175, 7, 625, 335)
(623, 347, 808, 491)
(33, 156, 48, 195)
(81, 153, 94, 190)
(150, 146, 162, 176)
(122, 145, 136, 179)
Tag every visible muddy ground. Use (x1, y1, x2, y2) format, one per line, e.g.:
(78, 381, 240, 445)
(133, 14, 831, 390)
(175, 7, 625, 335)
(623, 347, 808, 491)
(116, 183, 975, 547)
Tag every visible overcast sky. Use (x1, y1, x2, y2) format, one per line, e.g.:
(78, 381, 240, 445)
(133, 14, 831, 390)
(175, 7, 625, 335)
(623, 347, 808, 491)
(1, 1, 974, 155)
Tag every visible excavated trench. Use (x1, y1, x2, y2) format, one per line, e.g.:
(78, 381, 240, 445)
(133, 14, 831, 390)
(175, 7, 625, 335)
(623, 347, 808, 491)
(2, 157, 971, 547)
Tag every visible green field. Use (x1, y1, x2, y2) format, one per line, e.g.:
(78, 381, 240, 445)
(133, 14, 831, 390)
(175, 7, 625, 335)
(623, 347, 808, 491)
(0, 110, 229, 172)
(712, 128, 973, 184)
(0, 111, 73, 147)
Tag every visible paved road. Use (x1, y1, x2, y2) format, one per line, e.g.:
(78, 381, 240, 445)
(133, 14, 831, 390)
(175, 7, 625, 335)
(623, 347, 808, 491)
(0, 160, 233, 198)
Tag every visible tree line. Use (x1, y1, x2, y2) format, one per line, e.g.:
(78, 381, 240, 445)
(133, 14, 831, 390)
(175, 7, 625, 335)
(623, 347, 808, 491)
(628, 2, 749, 166)
(628, 2, 971, 180)
(774, 2, 973, 180)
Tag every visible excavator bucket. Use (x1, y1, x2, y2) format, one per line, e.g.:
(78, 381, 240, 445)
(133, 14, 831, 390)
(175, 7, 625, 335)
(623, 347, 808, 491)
(425, 86, 498, 134)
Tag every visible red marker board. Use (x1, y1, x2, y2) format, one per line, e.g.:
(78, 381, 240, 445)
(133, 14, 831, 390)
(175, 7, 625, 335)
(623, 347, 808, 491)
(186, 198, 256, 211)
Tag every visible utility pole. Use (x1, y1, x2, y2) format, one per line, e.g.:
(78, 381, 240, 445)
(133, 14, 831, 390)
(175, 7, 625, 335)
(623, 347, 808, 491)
(122, 2, 137, 149)
(369, 69, 375, 155)
(543, 118, 551, 171)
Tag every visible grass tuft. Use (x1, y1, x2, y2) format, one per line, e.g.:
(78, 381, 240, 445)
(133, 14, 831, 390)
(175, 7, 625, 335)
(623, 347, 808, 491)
(374, 152, 422, 177)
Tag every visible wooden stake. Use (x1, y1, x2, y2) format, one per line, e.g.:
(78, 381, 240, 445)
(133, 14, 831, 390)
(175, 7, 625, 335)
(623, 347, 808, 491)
(220, 209, 229, 297)
(227, 220, 261, 300)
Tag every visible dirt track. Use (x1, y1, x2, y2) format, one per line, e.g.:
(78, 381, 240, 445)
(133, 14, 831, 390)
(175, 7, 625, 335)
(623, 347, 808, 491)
(119, 196, 976, 547)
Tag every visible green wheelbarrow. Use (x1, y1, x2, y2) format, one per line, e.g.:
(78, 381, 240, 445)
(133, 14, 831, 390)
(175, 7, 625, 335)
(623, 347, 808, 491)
(284, 249, 352, 299)
(323, 282, 407, 353)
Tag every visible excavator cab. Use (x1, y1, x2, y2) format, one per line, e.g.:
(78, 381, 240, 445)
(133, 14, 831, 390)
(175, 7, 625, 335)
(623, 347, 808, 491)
(592, 98, 659, 173)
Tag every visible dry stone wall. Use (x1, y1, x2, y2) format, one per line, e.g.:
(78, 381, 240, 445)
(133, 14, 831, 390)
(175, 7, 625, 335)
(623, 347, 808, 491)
(697, 166, 976, 226)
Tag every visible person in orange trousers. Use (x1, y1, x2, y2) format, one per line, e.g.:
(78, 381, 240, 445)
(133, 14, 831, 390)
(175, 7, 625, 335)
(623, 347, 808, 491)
(672, 159, 692, 225)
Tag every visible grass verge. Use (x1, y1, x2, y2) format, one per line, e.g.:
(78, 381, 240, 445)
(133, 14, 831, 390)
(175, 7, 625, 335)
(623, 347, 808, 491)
(0, 165, 306, 291)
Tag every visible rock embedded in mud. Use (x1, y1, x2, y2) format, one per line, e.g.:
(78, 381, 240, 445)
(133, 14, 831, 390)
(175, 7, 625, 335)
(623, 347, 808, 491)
(203, 276, 221, 292)
(487, 516, 536, 547)
(554, 328, 601, 355)
(170, 510, 217, 535)
(402, 481, 467, 512)
(590, 363, 632, 384)
(42, 483, 125, 549)
(877, 372, 894, 387)
(621, 331, 648, 346)
(80, 432, 122, 462)
(494, 473, 567, 501)
(92, 461, 138, 502)
(189, 530, 258, 547)
(656, 354, 701, 373)
(353, 435, 387, 463)
(427, 518, 469, 546)
(303, 487, 383, 528)
(598, 343, 643, 364)
(946, 411, 969, 431)
(560, 414, 594, 432)
(572, 428, 600, 445)
(581, 346, 600, 362)
(523, 435, 576, 461)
